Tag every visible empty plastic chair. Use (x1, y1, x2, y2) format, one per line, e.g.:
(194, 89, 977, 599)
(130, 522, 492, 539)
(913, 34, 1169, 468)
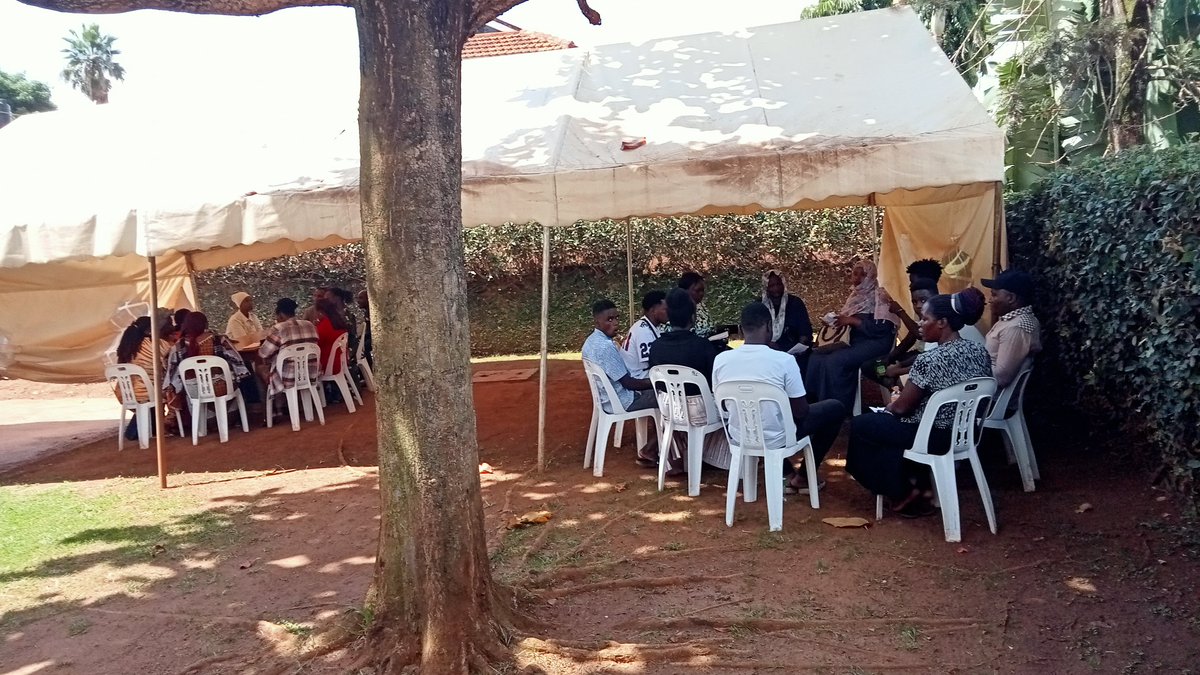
(875, 377, 998, 542)
(178, 356, 249, 445)
(714, 380, 821, 532)
(648, 365, 725, 496)
(318, 333, 363, 414)
(984, 362, 1037, 492)
(581, 359, 658, 477)
(266, 343, 326, 431)
(354, 323, 377, 393)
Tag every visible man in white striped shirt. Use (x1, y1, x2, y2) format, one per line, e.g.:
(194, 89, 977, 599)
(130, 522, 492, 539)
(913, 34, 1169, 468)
(620, 290, 668, 379)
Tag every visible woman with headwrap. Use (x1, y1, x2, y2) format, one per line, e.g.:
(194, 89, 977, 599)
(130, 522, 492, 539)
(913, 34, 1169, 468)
(224, 291, 265, 348)
(761, 270, 814, 366)
(805, 260, 899, 414)
(163, 312, 251, 428)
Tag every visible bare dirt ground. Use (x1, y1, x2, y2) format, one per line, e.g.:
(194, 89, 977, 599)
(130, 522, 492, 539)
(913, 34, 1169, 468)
(1, 359, 1198, 674)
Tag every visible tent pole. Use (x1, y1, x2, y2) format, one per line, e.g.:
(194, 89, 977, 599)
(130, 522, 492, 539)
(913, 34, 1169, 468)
(869, 194, 880, 265)
(537, 225, 551, 471)
(147, 256, 167, 490)
(625, 220, 635, 322)
(992, 181, 1004, 276)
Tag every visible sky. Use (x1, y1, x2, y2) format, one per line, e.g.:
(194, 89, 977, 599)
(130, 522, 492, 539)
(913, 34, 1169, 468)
(0, 0, 815, 113)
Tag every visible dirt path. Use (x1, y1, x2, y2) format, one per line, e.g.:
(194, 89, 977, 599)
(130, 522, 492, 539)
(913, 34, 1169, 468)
(1, 359, 1197, 673)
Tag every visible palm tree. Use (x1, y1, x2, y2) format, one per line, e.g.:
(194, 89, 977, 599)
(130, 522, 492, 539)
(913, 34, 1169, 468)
(60, 24, 126, 104)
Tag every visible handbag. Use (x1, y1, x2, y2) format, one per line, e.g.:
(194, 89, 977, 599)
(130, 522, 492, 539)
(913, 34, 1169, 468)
(814, 323, 851, 352)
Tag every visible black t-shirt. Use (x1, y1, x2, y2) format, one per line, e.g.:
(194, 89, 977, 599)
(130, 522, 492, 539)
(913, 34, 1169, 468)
(648, 329, 718, 389)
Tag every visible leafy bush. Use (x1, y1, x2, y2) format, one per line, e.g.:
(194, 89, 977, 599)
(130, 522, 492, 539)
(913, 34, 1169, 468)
(1007, 145, 1200, 508)
(197, 210, 876, 355)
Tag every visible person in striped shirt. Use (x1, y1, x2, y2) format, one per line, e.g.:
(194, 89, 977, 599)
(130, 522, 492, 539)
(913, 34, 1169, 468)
(258, 298, 320, 397)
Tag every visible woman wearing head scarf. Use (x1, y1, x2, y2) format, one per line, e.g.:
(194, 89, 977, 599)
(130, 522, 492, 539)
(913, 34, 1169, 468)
(761, 270, 814, 361)
(225, 291, 264, 348)
(805, 260, 900, 414)
(163, 312, 251, 427)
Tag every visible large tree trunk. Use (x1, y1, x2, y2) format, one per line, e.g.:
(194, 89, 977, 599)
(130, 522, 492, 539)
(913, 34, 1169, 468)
(1106, 0, 1152, 151)
(355, 0, 508, 671)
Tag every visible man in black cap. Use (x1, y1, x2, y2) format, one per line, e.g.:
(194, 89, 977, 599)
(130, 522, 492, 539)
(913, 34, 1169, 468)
(981, 269, 1041, 388)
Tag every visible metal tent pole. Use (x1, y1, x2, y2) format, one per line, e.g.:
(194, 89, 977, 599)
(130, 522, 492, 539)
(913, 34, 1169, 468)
(148, 256, 168, 489)
(537, 225, 551, 471)
(625, 220, 635, 322)
(992, 181, 1004, 276)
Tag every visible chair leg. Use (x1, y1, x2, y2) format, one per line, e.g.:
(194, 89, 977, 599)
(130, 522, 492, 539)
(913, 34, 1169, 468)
(657, 421, 673, 491)
(725, 450, 743, 527)
(136, 405, 152, 449)
(215, 398, 231, 443)
(360, 362, 377, 392)
(764, 452, 784, 532)
(593, 418, 613, 478)
(235, 393, 249, 432)
(336, 376, 356, 413)
(930, 457, 961, 543)
(286, 389, 301, 431)
(346, 372, 364, 406)
(743, 456, 759, 503)
(876, 494, 884, 521)
(687, 430, 704, 497)
(614, 420, 625, 448)
(176, 415, 185, 438)
(803, 443, 820, 509)
(1008, 419, 1036, 493)
(317, 383, 327, 408)
(309, 387, 326, 425)
(584, 408, 599, 469)
(301, 388, 314, 422)
(190, 401, 202, 445)
(634, 418, 647, 452)
(968, 449, 998, 535)
(1016, 412, 1040, 480)
(117, 407, 127, 452)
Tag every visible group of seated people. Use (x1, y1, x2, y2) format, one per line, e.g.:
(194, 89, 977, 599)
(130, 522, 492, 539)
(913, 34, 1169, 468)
(112, 286, 374, 438)
(583, 261, 1042, 517)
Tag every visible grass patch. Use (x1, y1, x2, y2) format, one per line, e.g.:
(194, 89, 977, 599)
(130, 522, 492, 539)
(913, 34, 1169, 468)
(897, 624, 922, 651)
(0, 478, 242, 632)
(275, 618, 313, 639)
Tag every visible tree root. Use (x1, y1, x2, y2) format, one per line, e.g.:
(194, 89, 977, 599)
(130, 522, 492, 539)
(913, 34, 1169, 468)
(617, 615, 981, 631)
(664, 659, 931, 671)
(538, 573, 743, 599)
(518, 525, 553, 567)
(172, 653, 240, 675)
(518, 636, 744, 663)
(530, 544, 751, 585)
(562, 493, 677, 559)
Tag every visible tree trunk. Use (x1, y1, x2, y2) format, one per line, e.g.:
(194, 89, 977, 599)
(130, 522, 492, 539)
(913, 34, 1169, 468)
(355, 0, 508, 671)
(1106, 0, 1152, 151)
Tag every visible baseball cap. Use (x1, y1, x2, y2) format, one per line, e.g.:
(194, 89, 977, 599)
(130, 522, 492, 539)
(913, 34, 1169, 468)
(981, 269, 1034, 299)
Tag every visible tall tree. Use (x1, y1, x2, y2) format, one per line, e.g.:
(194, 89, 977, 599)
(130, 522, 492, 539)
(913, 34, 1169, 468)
(19, 0, 599, 671)
(0, 69, 57, 115)
(60, 23, 126, 103)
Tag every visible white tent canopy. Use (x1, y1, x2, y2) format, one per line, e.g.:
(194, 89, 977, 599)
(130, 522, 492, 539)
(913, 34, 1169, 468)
(0, 6, 1004, 384)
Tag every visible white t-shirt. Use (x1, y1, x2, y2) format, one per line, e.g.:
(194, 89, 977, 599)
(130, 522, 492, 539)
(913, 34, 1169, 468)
(712, 343, 806, 449)
(620, 316, 661, 379)
(924, 324, 986, 352)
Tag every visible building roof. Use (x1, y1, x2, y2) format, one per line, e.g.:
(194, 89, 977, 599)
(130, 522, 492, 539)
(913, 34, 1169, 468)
(462, 30, 576, 60)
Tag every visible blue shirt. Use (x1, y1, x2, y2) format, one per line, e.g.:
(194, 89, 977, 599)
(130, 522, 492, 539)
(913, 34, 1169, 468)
(582, 328, 634, 413)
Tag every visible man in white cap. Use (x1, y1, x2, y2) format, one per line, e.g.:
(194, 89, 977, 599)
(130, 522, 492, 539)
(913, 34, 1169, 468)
(226, 291, 265, 348)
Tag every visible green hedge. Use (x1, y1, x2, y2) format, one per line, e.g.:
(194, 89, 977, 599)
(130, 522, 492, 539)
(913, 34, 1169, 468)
(1007, 145, 1200, 508)
(197, 210, 876, 355)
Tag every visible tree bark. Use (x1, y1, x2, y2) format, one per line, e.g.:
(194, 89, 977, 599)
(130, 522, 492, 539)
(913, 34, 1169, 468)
(356, 0, 506, 671)
(1105, 0, 1152, 151)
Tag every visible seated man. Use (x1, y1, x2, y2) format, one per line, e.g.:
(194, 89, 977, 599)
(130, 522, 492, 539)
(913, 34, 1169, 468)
(865, 278, 938, 388)
(258, 298, 321, 405)
(714, 302, 847, 493)
(582, 300, 658, 463)
(982, 269, 1042, 388)
(621, 290, 668, 379)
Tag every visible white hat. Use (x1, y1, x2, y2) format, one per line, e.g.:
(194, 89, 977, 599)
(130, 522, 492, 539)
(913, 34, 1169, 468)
(231, 291, 251, 307)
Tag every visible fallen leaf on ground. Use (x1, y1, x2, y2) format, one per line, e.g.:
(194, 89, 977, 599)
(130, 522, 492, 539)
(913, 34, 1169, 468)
(614, 482, 628, 492)
(478, 463, 494, 474)
(1076, 503, 1093, 513)
(239, 558, 260, 570)
(822, 516, 870, 529)
(506, 510, 554, 529)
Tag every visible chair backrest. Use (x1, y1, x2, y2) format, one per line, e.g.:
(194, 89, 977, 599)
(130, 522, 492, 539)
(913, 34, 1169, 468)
(324, 333, 350, 377)
(582, 359, 628, 414)
(648, 365, 718, 429)
(988, 360, 1034, 421)
(276, 342, 321, 389)
(355, 320, 367, 361)
(713, 379, 797, 453)
(106, 363, 153, 407)
(910, 377, 996, 457)
(178, 356, 232, 400)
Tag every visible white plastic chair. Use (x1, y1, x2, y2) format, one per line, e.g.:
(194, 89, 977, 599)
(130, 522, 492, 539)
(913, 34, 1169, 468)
(318, 333, 363, 414)
(178, 356, 249, 445)
(984, 362, 1037, 492)
(106, 363, 183, 450)
(714, 380, 820, 532)
(875, 377, 998, 543)
(648, 365, 726, 496)
(354, 321, 377, 392)
(266, 343, 326, 431)
(582, 359, 659, 477)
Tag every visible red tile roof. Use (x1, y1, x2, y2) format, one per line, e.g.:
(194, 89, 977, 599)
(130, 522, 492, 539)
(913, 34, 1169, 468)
(462, 30, 576, 60)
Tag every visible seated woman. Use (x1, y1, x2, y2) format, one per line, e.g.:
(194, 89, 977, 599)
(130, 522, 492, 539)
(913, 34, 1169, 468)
(315, 298, 350, 374)
(224, 291, 265, 348)
(805, 260, 899, 413)
(112, 316, 172, 439)
(163, 312, 251, 428)
(845, 292, 992, 517)
(955, 287, 987, 346)
(761, 269, 814, 372)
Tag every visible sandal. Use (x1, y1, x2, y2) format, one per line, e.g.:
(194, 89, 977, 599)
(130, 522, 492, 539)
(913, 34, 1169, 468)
(898, 498, 937, 519)
(635, 452, 659, 468)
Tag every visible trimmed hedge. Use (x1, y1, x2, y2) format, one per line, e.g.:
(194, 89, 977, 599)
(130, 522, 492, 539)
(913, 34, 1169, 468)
(197, 210, 877, 355)
(1007, 145, 1200, 508)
